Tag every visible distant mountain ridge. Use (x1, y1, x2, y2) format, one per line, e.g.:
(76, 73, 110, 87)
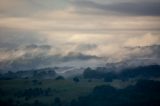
(0, 68, 57, 80)
(0, 64, 160, 80)
(83, 65, 160, 81)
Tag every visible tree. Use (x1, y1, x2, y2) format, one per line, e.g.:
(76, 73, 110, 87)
(55, 76, 65, 80)
(73, 77, 80, 83)
(53, 97, 62, 106)
(70, 99, 77, 106)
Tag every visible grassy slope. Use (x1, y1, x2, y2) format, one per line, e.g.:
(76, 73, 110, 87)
(0, 79, 107, 105)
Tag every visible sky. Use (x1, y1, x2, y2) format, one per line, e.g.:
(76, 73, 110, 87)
(0, 0, 160, 71)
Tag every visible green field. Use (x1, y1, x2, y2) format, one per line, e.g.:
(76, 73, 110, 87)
(0, 79, 107, 105)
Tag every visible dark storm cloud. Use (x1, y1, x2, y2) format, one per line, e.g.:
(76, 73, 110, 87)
(73, 1, 160, 16)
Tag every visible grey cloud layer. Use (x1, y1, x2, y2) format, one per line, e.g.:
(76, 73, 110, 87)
(72, 0, 160, 16)
(0, 0, 69, 17)
(0, 44, 159, 71)
(0, 27, 44, 49)
(0, 0, 160, 71)
(0, 0, 160, 17)
(0, 44, 101, 71)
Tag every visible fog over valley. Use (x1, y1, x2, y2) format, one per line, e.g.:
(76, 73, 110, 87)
(0, 0, 160, 106)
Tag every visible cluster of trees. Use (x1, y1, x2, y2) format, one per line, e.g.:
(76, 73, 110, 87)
(83, 65, 160, 82)
(83, 67, 107, 79)
(70, 80, 160, 106)
(14, 88, 52, 99)
(55, 76, 65, 80)
(0, 68, 57, 80)
(1, 79, 160, 106)
(0, 98, 62, 106)
(55, 75, 80, 83)
(33, 68, 56, 79)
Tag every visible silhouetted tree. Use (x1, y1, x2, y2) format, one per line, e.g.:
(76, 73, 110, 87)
(73, 77, 80, 83)
(70, 99, 77, 106)
(55, 76, 65, 80)
(53, 97, 62, 106)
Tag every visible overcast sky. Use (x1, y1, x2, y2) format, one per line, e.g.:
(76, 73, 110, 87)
(0, 0, 160, 70)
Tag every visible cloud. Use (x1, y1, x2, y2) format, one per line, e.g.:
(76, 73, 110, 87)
(0, 0, 69, 17)
(72, 0, 160, 16)
(0, 27, 46, 50)
(0, 44, 102, 71)
(0, 15, 159, 34)
(1, 0, 160, 18)
(0, 0, 160, 71)
(125, 33, 160, 47)
(25, 44, 52, 50)
(120, 45, 160, 67)
(75, 44, 98, 51)
(61, 52, 101, 62)
(1, 43, 159, 71)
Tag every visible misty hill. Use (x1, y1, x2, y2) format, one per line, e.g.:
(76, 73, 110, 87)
(0, 66, 85, 79)
(0, 68, 57, 80)
(1, 65, 160, 80)
(72, 80, 160, 106)
(53, 67, 84, 78)
(83, 65, 160, 81)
